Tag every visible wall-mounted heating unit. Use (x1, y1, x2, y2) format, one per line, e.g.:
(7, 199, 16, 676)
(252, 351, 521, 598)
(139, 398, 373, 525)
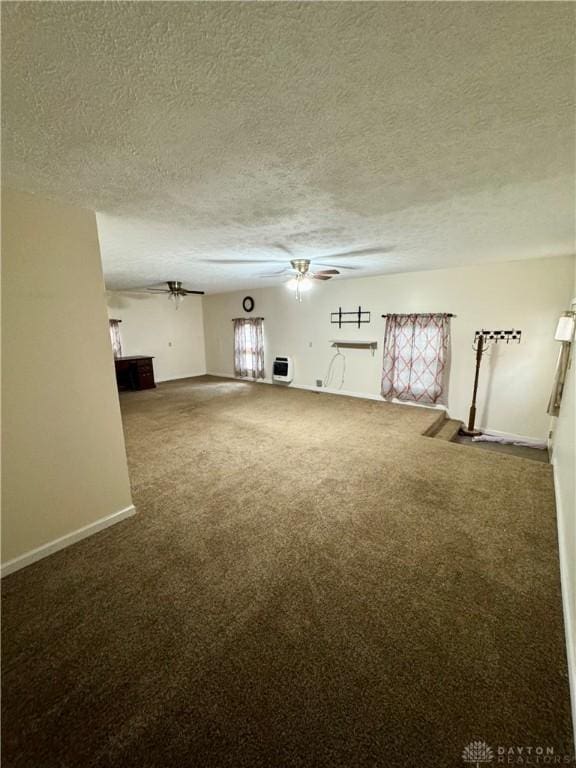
(273, 356, 294, 383)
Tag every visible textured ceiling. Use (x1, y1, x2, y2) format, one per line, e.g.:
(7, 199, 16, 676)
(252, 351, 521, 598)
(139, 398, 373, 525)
(2, 2, 575, 293)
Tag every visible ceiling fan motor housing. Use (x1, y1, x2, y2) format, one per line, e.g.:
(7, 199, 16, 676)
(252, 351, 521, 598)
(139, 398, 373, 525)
(290, 259, 310, 275)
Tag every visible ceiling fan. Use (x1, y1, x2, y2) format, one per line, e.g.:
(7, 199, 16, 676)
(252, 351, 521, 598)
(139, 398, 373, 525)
(204, 246, 393, 271)
(144, 281, 205, 308)
(202, 245, 394, 301)
(259, 259, 339, 301)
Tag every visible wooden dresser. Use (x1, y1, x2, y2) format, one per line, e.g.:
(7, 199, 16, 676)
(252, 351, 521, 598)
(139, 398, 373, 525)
(114, 356, 156, 391)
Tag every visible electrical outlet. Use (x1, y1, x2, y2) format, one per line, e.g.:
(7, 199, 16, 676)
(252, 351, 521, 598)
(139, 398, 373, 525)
(316, 379, 323, 387)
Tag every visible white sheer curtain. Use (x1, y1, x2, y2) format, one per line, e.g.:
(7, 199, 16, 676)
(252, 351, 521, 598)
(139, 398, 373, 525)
(233, 318, 265, 379)
(109, 319, 123, 358)
(381, 314, 451, 404)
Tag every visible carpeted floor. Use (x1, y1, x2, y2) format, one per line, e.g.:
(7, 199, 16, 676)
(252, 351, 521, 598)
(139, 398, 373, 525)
(2, 376, 573, 767)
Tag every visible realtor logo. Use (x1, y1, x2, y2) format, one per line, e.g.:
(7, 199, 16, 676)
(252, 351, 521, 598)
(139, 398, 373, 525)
(462, 740, 494, 766)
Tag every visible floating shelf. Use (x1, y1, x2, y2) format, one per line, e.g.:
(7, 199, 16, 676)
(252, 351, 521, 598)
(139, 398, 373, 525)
(330, 340, 378, 356)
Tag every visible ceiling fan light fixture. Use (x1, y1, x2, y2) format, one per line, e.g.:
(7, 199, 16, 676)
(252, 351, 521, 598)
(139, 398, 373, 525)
(300, 275, 313, 290)
(169, 292, 184, 308)
(287, 272, 313, 302)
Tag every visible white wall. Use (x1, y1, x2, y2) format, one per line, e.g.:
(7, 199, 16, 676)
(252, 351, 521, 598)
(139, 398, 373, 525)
(203, 256, 575, 440)
(2, 189, 134, 568)
(106, 292, 206, 382)
(551, 285, 576, 734)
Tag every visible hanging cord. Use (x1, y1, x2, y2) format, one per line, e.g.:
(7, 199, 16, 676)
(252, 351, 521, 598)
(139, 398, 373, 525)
(323, 349, 346, 390)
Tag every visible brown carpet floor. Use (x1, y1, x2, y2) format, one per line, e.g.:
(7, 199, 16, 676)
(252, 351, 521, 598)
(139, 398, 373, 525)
(2, 376, 573, 767)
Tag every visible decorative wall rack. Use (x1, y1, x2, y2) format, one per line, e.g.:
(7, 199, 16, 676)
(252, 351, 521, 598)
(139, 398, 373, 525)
(474, 329, 522, 344)
(331, 306, 371, 328)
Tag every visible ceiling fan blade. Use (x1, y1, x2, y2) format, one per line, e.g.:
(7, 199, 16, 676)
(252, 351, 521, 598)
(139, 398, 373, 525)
(260, 267, 295, 276)
(182, 290, 206, 295)
(259, 271, 292, 278)
(313, 274, 333, 281)
(145, 288, 170, 293)
(314, 269, 340, 276)
(199, 258, 286, 265)
(315, 262, 361, 270)
(322, 246, 395, 260)
(273, 244, 295, 257)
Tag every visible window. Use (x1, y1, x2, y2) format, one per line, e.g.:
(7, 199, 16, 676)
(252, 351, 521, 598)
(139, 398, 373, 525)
(233, 318, 265, 379)
(109, 319, 123, 358)
(381, 314, 451, 404)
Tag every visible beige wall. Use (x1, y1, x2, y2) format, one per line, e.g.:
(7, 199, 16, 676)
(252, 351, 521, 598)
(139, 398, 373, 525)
(204, 256, 575, 440)
(106, 292, 206, 382)
(2, 189, 133, 565)
(551, 276, 576, 725)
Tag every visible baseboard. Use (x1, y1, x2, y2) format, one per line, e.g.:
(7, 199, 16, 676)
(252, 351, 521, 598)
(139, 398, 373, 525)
(481, 428, 547, 447)
(207, 375, 548, 444)
(156, 371, 208, 383)
(206, 371, 235, 379)
(206, 371, 272, 384)
(293, 382, 383, 401)
(207, 373, 382, 400)
(552, 457, 576, 750)
(1, 505, 137, 578)
(206, 372, 447, 408)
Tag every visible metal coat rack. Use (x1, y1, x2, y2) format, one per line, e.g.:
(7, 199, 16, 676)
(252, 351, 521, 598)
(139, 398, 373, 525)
(463, 328, 522, 435)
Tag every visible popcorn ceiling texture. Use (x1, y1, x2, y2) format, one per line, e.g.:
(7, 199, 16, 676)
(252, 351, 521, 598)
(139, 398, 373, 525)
(2, 2, 574, 292)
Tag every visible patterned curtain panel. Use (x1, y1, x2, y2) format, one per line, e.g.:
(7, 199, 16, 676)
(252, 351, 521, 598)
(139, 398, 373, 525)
(233, 318, 265, 379)
(381, 314, 451, 404)
(109, 319, 123, 358)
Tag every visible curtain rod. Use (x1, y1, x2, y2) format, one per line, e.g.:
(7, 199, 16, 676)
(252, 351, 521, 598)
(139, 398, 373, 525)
(381, 313, 456, 318)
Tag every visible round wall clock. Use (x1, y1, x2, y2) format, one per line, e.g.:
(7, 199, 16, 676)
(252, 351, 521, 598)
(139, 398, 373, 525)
(242, 296, 255, 313)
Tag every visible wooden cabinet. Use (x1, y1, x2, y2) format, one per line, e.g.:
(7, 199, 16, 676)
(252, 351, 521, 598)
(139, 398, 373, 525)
(114, 356, 156, 391)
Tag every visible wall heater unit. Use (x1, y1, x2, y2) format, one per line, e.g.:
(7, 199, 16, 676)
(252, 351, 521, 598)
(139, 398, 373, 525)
(272, 356, 294, 383)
